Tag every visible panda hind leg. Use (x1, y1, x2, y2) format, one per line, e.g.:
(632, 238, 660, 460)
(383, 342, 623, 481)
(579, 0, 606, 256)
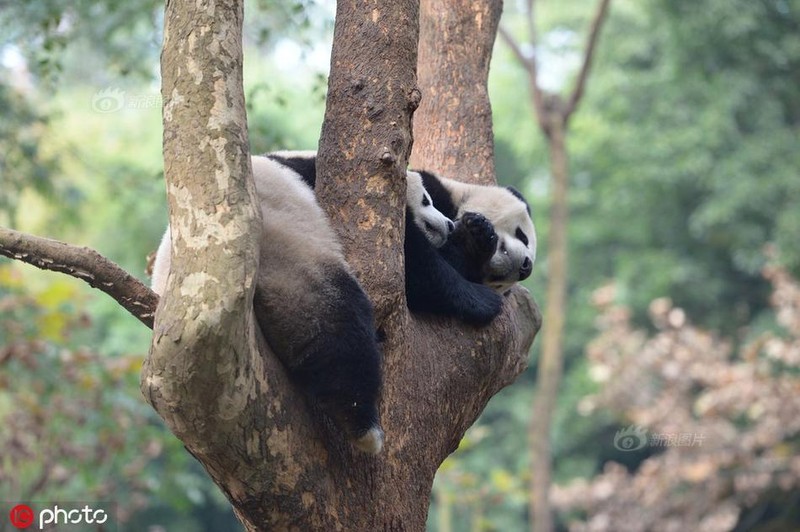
(290, 271, 384, 454)
(293, 345, 384, 454)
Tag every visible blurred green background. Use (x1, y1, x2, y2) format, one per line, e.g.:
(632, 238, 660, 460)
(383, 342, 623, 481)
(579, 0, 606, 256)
(1, 0, 799, 530)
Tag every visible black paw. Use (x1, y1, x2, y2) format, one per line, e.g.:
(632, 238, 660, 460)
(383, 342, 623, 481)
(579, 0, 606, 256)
(460, 212, 498, 264)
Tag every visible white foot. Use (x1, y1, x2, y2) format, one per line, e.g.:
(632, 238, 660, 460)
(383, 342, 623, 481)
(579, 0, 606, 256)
(354, 426, 384, 455)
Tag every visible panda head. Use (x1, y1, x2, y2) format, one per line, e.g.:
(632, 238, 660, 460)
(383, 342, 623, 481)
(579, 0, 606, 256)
(446, 178, 537, 293)
(406, 171, 454, 248)
(481, 186, 537, 292)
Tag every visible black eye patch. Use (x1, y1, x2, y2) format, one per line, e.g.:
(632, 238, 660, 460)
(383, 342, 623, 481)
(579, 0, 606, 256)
(515, 227, 529, 246)
(422, 195, 431, 207)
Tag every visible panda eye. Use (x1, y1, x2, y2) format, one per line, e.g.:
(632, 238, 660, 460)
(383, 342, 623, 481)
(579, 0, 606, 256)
(422, 195, 431, 207)
(515, 227, 529, 246)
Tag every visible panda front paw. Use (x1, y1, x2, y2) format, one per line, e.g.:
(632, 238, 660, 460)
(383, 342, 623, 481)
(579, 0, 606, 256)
(460, 212, 498, 264)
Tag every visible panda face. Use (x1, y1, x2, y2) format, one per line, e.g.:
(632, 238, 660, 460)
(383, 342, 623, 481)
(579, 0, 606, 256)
(459, 186, 537, 292)
(407, 171, 454, 248)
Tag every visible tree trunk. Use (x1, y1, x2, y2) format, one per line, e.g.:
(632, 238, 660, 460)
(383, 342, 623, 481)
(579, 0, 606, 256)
(410, 0, 502, 184)
(1, 0, 542, 529)
(529, 115, 569, 532)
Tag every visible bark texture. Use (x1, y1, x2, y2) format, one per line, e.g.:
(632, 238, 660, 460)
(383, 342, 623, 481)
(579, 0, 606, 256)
(410, 0, 503, 184)
(0, 227, 157, 327)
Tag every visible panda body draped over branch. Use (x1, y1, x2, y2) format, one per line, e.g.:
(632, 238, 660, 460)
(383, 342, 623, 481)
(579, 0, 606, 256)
(151, 154, 452, 455)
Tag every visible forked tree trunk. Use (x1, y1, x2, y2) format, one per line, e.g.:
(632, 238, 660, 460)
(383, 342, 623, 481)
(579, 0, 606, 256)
(0, 0, 541, 529)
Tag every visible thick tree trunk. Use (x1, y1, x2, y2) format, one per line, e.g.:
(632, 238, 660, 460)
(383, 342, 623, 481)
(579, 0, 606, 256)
(410, 0, 502, 184)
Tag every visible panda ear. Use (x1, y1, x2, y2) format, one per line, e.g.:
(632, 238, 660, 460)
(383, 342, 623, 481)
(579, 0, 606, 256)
(506, 186, 531, 215)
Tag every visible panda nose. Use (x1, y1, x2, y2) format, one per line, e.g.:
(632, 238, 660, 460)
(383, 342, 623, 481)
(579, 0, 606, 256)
(519, 257, 532, 280)
(446, 220, 455, 233)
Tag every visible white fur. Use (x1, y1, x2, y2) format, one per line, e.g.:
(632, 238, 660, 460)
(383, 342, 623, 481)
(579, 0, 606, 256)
(406, 171, 452, 247)
(439, 176, 537, 292)
(150, 229, 173, 296)
(150, 155, 385, 454)
(268, 149, 318, 160)
(150, 156, 345, 298)
(354, 426, 384, 455)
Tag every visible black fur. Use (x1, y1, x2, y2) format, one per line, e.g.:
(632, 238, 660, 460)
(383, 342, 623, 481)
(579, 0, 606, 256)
(505, 186, 531, 215)
(419, 170, 458, 220)
(404, 209, 502, 325)
(281, 269, 380, 438)
(268, 153, 317, 188)
(253, 264, 381, 442)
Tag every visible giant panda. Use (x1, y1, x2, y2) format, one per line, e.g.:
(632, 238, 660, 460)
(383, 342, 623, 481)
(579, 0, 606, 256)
(266, 151, 537, 326)
(151, 155, 402, 454)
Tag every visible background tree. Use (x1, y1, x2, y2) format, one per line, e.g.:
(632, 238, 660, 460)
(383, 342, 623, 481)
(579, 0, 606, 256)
(552, 258, 800, 531)
(498, 1, 611, 530)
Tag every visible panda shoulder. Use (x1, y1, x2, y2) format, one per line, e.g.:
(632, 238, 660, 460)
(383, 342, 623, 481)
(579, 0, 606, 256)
(250, 155, 317, 205)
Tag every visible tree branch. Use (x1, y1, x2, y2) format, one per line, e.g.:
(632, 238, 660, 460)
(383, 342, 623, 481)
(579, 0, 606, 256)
(0, 227, 157, 328)
(564, 0, 612, 121)
(497, 24, 549, 135)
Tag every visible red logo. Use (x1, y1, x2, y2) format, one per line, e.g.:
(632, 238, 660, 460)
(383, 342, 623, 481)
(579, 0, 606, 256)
(9, 504, 34, 529)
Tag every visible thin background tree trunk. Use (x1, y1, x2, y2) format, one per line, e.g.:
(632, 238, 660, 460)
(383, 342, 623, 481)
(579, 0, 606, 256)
(529, 115, 569, 532)
(498, 1, 611, 530)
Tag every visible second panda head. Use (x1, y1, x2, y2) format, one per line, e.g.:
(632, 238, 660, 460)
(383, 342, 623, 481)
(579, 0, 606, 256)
(406, 171, 454, 248)
(472, 186, 537, 292)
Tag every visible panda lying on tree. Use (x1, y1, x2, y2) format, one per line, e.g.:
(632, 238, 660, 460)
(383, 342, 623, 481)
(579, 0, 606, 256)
(268, 151, 537, 325)
(150, 154, 453, 455)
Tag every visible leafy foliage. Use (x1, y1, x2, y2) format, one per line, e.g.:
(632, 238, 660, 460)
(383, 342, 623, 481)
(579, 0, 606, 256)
(552, 259, 800, 531)
(0, 264, 239, 528)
